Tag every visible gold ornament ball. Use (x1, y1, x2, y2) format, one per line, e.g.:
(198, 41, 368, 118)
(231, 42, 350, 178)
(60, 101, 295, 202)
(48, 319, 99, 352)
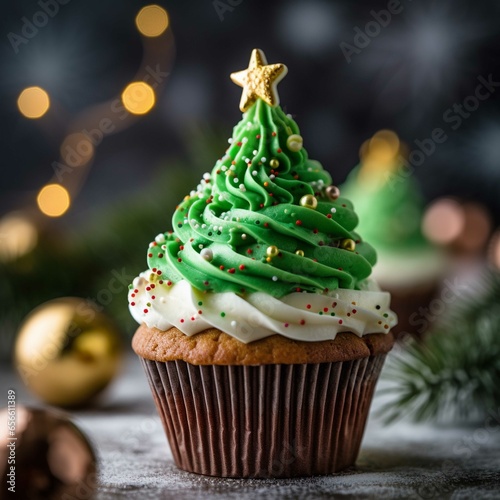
(300, 194, 318, 210)
(266, 245, 280, 258)
(295, 249, 305, 257)
(269, 159, 280, 169)
(15, 298, 124, 408)
(340, 239, 356, 252)
(326, 185, 340, 201)
(286, 134, 303, 152)
(0, 406, 96, 499)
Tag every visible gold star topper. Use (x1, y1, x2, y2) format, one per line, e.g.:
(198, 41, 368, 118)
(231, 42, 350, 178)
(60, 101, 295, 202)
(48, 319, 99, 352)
(230, 49, 288, 112)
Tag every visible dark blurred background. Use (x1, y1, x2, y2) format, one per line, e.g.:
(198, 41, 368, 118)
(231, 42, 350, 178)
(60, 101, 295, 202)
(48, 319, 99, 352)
(1, 0, 500, 353)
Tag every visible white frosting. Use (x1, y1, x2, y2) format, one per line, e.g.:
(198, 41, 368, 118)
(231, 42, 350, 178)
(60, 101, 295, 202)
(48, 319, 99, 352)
(128, 273, 397, 344)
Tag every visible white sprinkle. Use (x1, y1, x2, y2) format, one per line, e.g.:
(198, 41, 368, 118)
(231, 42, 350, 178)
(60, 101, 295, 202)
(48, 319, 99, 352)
(230, 165, 236, 171)
(239, 184, 246, 191)
(331, 208, 337, 213)
(241, 233, 247, 240)
(242, 137, 248, 143)
(155, 233, 166, 244)
(203, 173, 210, 180)
(272, 276, 278, 282)
(202, 224, 207, 229)
(253, 150, 258, 155)
(200, 248, 214, 261)
(270, 174, 275, 180)
(194, 224, 200, 229)
(218, 195, 224, 201)
(261, 157, 267, 162)
(228, 138, 233, 144)
(221, 166, 228, 171)
(231, 320, 237, 327)
(234, 178, 239, 183)
(198, 244, 204, 249)
(252, 170, 258, 176)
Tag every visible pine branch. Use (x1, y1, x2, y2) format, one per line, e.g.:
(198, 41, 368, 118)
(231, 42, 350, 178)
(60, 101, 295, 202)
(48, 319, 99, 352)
(379, 268, 500, 423)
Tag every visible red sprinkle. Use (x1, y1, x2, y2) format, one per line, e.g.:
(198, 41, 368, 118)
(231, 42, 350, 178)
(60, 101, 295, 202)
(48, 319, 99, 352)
(277, 148, 282, 153)
(148, 253, 153, 258)
(177, 258, 182, 262)
(151, 295, 156, 300)
(313, 228, 318, 234)
(352, 309, 357, 314)
(256, 134, 261, 139)
(323, 307, 328, 312)
(144, 309, 148, 314)
(167, 281, 172, 286)
(327, 214, 332, 219)
(219, 265, 225, 270)
(306, 304, 312, 309)
(296, 220, 302, 226)
(228, 268, 236, 274)
(300, 319, 305, 325)
(247, 249, 253, 254)
(338, 319, 343, 325)
(198, 310, 203, 315)
(152, 268, 157, 272)
(239, 265, 245, 270)
(272, 132, 276, 137)
(159, 280, 164, 284)
(131, 293, 135, 298)
(180, 319, 185, 323)
(158, 254, 163, 258)
(284, 323, 289, 327)
(332, 302, 337, 307)
(130, 302, 135, 306)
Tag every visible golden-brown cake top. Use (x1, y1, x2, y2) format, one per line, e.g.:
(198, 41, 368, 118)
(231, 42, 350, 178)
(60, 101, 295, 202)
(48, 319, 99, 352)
(132, 325, 394, 366)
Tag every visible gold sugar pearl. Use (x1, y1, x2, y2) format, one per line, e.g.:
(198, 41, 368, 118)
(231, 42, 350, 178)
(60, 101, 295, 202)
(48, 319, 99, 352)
(340, 238, 356, 252)
(295, 249, 304, 257)
(326, 185, 340, 201)
(300, 194, 318, 210)
(286, 134, 303, 152)
(266, 245, 279, 258)
(269, 159, 280, 169)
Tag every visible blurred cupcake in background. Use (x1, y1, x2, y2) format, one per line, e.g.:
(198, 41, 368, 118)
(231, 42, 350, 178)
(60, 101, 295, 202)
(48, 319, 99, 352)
(341, 130, 447, 339)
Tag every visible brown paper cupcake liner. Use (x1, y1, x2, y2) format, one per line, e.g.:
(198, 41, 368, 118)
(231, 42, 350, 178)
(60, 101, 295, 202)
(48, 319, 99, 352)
(140, 355, 386, 478)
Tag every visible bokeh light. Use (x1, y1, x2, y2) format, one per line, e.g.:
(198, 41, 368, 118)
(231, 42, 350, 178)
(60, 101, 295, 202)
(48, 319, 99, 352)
(489, 230, 500, 269)
(369, 130, 400, 162)
(456, 202, 492, 254)
(422, 198, 464, 246)
(135, 5, 169, 37)
(121, 82, 155, 115)
(17, 87, 50, 119)
(0, 213, 38, 262)
(37, 184, 71, 217)
(60, 133, 95, 168)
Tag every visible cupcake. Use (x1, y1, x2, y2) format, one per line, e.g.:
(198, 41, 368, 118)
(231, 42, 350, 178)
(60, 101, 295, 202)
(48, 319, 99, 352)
(129, 49, 397, 478)
(341, 131, 446, 339)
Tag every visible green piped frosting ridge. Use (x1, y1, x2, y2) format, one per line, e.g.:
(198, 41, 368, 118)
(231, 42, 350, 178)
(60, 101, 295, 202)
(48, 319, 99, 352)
(147, 99, 377, 297)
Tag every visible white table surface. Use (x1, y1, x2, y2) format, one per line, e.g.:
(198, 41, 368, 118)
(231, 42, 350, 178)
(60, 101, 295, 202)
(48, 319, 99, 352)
(2, 351, 500, 499)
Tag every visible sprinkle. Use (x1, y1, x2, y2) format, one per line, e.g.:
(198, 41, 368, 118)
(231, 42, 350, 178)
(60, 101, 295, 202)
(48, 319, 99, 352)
(130, 302, 135, 306)
(272, 276, 278, 281)
(239, 265, 245, 270)
(180, 319, 185, 323)
(326, 214, 332, 219)
(284, 323, 289, 327)
(219, 265, 225, 270)
(376, 305, 381, 310)
(252, 170, 258, 176)
(295, 220, 302, 226)
(338, 319, 343, 325)
(151, 295, 156, 300)
(143, 309, 148, 314)
(228, 268, 235, 274)
(221, 312, 226, 317)
(352, 309, 357, 314)
(306, 304, 311, 309)
(246, 249, 253, 254)
(331, 208, 337, 213)
(148, 253, 153, 258)
(323, 307, 328, 312)
(230, 320, 237, 327)
(300, 319, 305, 325)
(241, 234, 247, 240)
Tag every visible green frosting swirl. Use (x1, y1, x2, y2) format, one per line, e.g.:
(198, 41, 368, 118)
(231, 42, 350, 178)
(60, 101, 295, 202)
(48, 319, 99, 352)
(147, 99, 377, 297)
